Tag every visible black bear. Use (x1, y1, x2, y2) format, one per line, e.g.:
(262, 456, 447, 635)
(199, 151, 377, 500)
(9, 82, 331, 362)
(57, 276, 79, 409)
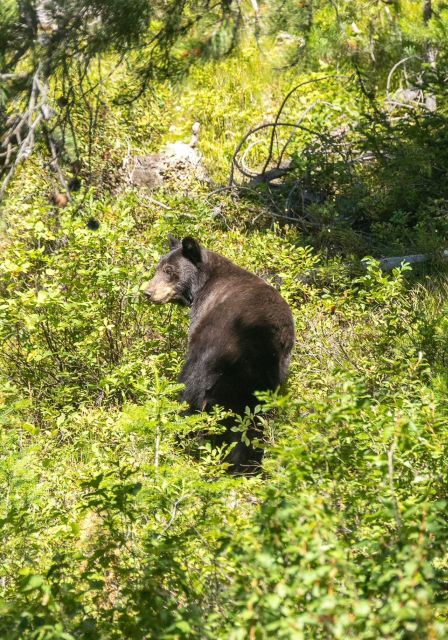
(145, 235, 295, 472)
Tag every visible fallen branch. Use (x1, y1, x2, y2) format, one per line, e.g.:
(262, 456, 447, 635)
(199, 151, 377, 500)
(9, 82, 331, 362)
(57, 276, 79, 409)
(296, 249, 448, 284)
(260, 74, 352, 175)
(374, 249, 448, 272)
(229, 57, 440, 235)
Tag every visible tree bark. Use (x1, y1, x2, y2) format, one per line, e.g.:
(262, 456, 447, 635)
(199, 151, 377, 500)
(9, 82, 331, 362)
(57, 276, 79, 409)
(423, 0, 432, 24)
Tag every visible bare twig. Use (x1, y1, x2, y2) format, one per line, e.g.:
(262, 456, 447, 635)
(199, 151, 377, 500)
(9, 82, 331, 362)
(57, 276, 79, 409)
(230, 121, 328, 186)
(0, 73, 28, 81)
(0, 68, 46, 200)
(154, 422, 161, 471)
(386, 56, 420, 95)
(261, 74, 352, 175)
(277, 100, 341, 168)
(138, 193, 171, 210)
(157, 495, 191, 538)
(387, 437, 402, 529)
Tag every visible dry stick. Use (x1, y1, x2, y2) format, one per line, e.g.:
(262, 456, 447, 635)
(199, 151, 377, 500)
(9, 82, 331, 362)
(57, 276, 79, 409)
(230, 121, 328, 185)
(158, 495, 191, 538)
(0, 68, 55, 198)
(139, 193, 171, 210)
(231, 118, 383, 227)
(231, 112, 354, 189)
(295, 250, 448, 284)
(387, 437, 402, 530)
(0, 73, 44, 200)
(0, 73, 28, 80)
(261, 74, 353, 175)
(384, 55, 432, 113)
(386, 55, 421, 95)
(249, 0, 259, 19)
(277, 100, 341, 169)
(375, 249, 448, 272)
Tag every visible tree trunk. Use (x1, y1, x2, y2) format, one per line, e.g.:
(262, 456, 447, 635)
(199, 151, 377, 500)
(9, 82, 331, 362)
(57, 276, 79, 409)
(423, 0, 432, 24)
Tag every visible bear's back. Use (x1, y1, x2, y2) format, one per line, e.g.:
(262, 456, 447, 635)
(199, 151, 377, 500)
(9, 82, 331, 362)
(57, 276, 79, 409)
(188, 268, 294, 392)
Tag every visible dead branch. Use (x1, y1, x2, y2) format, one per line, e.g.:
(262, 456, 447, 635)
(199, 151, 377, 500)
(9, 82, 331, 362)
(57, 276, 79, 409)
(229, 74, 356, 197)
(0, 65, 69, 201)
(248, 163, 293, 187)
(387, 437, 402, 530)
(229, 53, 442, 237)
(261, 74, 352, 175)
(277, 100, 340, 169)
(386, 56, 421, 96)
(0, 73, 28, 81)
(230, 121, 336, 187)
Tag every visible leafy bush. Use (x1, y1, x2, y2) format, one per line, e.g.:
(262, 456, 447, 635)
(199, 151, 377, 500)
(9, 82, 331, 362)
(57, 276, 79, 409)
(2, 5, 448, 638)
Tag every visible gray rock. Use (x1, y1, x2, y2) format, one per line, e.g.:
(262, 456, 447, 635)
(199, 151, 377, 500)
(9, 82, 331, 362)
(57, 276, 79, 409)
(129, 154, 165, 188)
(127, 122, 207, 189)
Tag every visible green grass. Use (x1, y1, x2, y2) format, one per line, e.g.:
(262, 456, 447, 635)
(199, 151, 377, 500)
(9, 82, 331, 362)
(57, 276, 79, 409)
(1, 28, 448, 640)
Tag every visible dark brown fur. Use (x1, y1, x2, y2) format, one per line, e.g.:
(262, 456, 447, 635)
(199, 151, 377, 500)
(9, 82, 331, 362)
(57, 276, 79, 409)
(145, 235, 295, 471)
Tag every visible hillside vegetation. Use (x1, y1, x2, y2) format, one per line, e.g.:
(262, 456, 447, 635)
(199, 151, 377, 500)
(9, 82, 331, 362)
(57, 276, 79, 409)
(1, 2, 448, 638)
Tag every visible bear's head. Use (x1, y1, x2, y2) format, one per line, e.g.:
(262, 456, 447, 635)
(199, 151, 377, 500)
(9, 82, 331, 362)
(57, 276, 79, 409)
(144, 234, 203, 305)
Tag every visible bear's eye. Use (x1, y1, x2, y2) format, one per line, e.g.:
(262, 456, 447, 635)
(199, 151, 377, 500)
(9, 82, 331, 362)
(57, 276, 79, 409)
(163, 265, 174, 277)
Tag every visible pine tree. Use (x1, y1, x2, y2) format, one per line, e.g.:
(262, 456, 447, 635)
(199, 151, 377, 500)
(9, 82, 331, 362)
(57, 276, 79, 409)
(0, 0, 240, 199)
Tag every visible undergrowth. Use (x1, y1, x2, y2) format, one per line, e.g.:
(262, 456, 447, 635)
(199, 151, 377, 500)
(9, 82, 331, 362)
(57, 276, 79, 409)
(1, 12, 448, 640)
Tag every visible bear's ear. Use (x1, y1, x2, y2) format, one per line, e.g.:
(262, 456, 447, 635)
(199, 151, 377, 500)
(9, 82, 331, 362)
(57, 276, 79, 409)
(182, 236, 202, 265)
(168, 234, 180, 251)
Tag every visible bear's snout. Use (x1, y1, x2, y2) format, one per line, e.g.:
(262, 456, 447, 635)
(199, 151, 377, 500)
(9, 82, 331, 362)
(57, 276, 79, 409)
(144, 287, 153, 300)
(144, 275, 176, 304)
